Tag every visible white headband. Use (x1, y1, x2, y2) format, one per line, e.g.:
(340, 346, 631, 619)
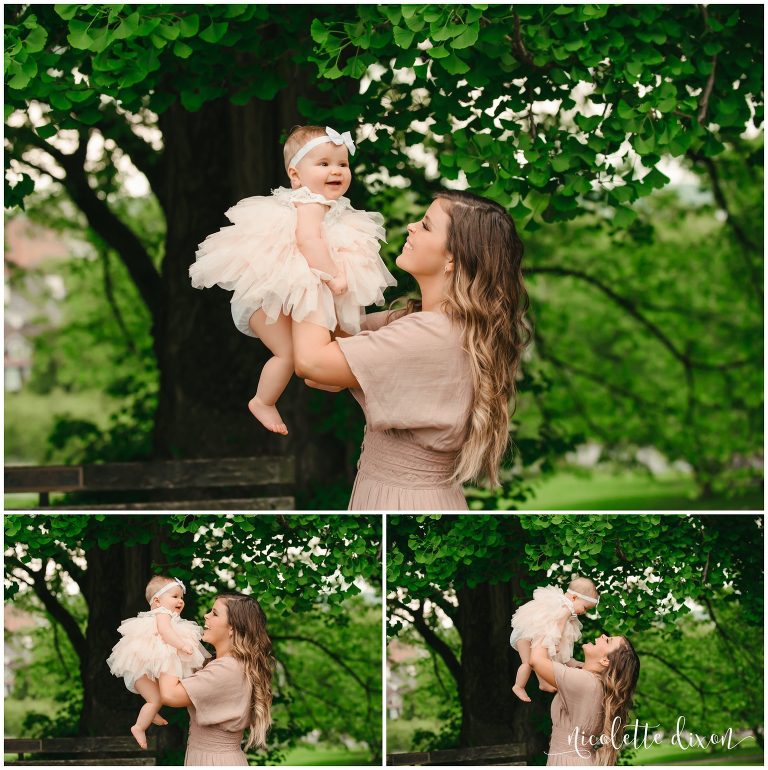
(288, 126, 356, 169)
(151, 577, 186, 604)
(569, 589, 599, 606)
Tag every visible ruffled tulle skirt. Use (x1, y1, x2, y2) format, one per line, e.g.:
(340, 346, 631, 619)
(510, 586, 581, 663)
(107, 614, 209, 694)
(189, 192, 396, 338)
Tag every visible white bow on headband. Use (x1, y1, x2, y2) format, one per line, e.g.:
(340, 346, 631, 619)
(151, 577, 186, 604)
(325, 127, 356, 156)
(288, 126, 357, 168)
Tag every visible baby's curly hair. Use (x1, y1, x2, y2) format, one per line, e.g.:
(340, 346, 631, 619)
(144, 575, 176, 605)
(282, 125, 327, 173)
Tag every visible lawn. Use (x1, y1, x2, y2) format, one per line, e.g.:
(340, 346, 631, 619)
(276, 743, 375, 766)
(5, 388, 117, 465)
(631, 736, 762, 765)
(517, 470, 762, 511)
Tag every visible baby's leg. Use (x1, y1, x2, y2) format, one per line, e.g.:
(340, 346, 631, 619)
(247, 310, 293, 435)
(131, 676, 162, 750)
(512, 639, 532, 702)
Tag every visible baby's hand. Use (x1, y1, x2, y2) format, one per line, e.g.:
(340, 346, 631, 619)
(326, 274, 348, 295)
(180, 644, 194, 656)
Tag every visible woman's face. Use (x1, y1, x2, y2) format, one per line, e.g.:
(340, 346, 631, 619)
(584, 633, 625, 660)
(396, 199, 452, 279)
(202, 598, 232, 647)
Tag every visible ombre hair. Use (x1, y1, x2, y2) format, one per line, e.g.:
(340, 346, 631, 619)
(217, 593, 274, 750)
(595, 637, 641, 765)
(435, 190, 530, 486)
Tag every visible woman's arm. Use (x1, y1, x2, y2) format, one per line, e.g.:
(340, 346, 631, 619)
(293, 320, 359, 387)
(158, 672, 192, 708)
(156, 613, 194, 654)
(530, 608, 574, 687)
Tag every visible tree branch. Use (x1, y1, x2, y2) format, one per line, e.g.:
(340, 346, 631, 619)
(394, 600, 462, 690)
(528, 265, 758, 370)
(6, 556, 87, 665)
(6, 124, 164, 324)
(272, 635, 372, 694)
(685, 150, 762, 303)
(697, 56, 717, 125)
(98, 103, 167, 211)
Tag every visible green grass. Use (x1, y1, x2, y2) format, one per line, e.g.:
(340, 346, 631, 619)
(276, 743, 375, 766)
(386, 718, 442, 754)
(517, 470, 762, 511)
(4, 697, 58, 737)
(631, 736, 762, 765)
(5, 388, 117, 465)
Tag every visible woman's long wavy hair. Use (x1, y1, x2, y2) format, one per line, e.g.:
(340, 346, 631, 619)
(218, 593, 274, 750)
(595, 637, 641, 765)
(433, 190, 530, 485)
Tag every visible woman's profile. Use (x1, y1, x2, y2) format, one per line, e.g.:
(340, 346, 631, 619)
(293, 190, 529, 509)
(159, 592, 273, 766)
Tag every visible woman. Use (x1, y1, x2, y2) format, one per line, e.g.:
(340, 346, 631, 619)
(530, 629, 641, 766)
(293, 190, 529, 509)
(159, 593, 273, 766)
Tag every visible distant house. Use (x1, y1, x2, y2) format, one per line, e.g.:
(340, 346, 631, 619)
(4, 216, 70, 391)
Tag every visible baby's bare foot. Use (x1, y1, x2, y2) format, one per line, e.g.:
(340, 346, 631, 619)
(512, 684, 531, 702)
(131, 724, 147, 749)
(248, 396, 288, 435)
(326, 274, 348, 295)
(152, 713, 168, 726)
(539, 682, 557, 693)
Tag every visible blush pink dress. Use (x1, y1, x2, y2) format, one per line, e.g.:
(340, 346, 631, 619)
(337, 310, 473, 510)
(181, 656, 252, 766)
(546, 661, 604, 766)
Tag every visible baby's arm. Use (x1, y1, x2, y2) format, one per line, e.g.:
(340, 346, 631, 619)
(295, 203, 347, 294)
(566, 658, 584, 668)
(155, 613, 194, 655)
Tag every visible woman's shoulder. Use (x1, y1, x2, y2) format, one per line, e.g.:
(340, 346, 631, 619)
(386, 311, 463, 345)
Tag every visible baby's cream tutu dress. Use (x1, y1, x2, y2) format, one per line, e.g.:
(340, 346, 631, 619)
(509, 585, 582, 663)
(189, 186, 397, 337)
(107, 607, 209, 693)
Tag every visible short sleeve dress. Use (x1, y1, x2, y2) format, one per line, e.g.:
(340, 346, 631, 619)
(337, 310, 473, 510)
(546, 662, 605, 766)
(181, 656, 252, 766)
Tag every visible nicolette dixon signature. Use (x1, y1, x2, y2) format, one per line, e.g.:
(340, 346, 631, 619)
(547, 716, 748, 758)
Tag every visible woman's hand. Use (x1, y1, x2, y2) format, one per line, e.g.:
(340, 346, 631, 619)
(304, 378, 346, 392)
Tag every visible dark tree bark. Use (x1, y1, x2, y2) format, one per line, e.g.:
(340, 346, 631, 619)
(454, 577, 551, 762)
(78, 525, 194, 756)
(153, 65, 350, 499)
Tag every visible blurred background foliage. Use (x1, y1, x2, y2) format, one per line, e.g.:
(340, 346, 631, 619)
(4, 4, 763, 509)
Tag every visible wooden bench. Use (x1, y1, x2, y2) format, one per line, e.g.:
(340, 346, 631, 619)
(4, 456, 295, 510)
(5, 735, 158, 765)
(387, 742, 527, 766)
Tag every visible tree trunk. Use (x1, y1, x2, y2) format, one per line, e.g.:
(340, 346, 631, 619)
(153, 67, 350, 502)
(456, 579, 551, 762)
(79, 523, 189, 758)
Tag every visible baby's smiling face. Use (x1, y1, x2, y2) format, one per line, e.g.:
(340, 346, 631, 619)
(154, 584, 185, 614)
(289, 141, 352, 200)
